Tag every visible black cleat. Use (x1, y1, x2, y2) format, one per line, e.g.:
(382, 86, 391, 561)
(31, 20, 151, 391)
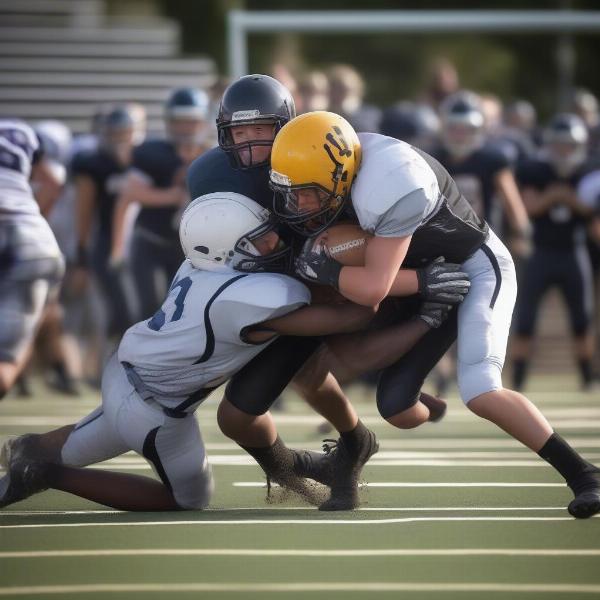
(317, 422, 379, 511)
(568, 470, 600, 519)
(0, 434, 41, 470)
(0, 460, 49, 509)
(419, 392, 447, 423)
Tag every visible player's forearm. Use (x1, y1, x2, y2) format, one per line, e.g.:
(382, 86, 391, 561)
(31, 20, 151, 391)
(497, 171, 530, 234)
(388, 269, 419, 297)
(327, 317, 430, 378)
(131, 184, 182, 207)
(338, 266, 398, 306)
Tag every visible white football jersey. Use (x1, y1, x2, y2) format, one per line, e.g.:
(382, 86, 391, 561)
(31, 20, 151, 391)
(0, 120, 41, 218)
(352, 133, 442, 237)
(118, 261, 310, 412)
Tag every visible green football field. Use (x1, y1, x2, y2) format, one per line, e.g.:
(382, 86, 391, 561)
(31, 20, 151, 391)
(1, 375, 599, 600)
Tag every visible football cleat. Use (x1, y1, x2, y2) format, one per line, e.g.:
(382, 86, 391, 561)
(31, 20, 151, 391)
(568, 469, 600, 519)
(301, 423, 379, 511)
(0, 460, 49, 509)
(0, 434, 39, 470)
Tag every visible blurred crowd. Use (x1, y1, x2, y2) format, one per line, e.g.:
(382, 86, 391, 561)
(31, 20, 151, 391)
(10, 57, 600, 397)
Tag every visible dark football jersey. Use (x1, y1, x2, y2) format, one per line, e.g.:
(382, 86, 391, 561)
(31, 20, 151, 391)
(432, 143, 511, 225)
(516, 158, 591, 250)
(186, 146, 272, 208)
(71, 147, 128, 239)
(132, 139, 183, 241)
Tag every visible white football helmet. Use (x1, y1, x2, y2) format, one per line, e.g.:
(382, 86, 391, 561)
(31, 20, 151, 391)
(440, 91, 485, 159)
(179, 192, 290, 273)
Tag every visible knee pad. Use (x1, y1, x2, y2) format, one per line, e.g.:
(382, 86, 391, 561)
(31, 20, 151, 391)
(458, 359, 503, 404)
(173, 460, 214, 510)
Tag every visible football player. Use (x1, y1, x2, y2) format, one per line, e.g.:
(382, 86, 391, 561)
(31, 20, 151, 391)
(112, 87, 211, 320)
(0, 193, 380, 511)
(513, 114, 597, 391)
(71, 105, 139, 339)
(186, 75, 469, 510)
(432, 91, 530, 238)
(270, 110, 600, 519)
(0, 120, 65, 398)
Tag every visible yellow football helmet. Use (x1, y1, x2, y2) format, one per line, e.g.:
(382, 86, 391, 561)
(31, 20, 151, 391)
(270, 111, 361, 236)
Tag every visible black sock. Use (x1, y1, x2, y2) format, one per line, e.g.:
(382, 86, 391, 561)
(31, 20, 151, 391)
(538, 433, 597, 486)
(577, 359, 593, 386)
(240, 436, 293, 474)
(340, 420, 368, 458)
(512, 359, 528, 390)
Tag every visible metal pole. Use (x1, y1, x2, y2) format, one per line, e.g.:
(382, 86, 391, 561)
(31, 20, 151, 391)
(227, 10, 247, 79)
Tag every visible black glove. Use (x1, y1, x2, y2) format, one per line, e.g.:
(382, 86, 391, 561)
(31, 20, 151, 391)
(295, 239, 343, 288)
(416, 256, 470, 304)
(417, 301, 453, 329)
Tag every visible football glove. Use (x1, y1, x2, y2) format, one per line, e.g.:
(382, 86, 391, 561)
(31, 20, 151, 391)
(295, 239, 343, 289)
(416, 256, 470, 304)
(417, 301, 453, 329)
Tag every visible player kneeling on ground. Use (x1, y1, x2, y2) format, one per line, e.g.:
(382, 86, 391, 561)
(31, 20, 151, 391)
(0, 193, 385, 511)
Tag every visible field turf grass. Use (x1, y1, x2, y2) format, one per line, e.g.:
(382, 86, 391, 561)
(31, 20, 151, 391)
(1, 374, 599, 599)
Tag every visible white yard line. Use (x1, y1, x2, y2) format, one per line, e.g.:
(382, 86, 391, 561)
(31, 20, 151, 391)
(234, 481, 566, 488)
(0, 506, 569, 517)
(1, 583, 600, 595)
(1, 548, 599, 559)
(2, 516, 596, 529)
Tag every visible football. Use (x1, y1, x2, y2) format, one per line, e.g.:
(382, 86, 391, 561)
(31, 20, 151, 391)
(315, 222, 371, 266)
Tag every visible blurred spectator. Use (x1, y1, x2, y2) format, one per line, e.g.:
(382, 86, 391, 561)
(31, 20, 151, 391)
(297, 70, 330, 114)
(513, 113, 597, 391)
(422, 57, 460, 110)
(326, 64, 381, 132)
(495, 99, 539, 164)
(379, 101, 440, 153)
(570, 88, 600, 163)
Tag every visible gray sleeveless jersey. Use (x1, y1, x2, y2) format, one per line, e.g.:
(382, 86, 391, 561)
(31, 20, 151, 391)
(352, 133, 488, 267)
(117, 261, 310, 412)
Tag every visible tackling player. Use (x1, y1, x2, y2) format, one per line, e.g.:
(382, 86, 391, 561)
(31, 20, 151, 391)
(186, 75, 470, 510)
(0, 120, 65, 399)
(0, 193, 380, 511)
(270, 110, 600, 519)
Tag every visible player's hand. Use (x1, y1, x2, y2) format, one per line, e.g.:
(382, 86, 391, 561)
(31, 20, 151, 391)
(295, 238, 343, 288)
(417, 301, 453, 329)
(416, 257, 470, 304)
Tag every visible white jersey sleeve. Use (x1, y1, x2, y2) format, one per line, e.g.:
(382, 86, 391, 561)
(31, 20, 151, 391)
(352, 133, 442, 238)
(210, 273, 310, 344)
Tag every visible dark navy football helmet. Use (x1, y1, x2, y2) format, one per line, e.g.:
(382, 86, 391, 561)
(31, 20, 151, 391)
(216, 74, 295, 170)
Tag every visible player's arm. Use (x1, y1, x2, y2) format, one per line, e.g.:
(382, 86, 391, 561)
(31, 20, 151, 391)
(31, 158, 65, 217)
(242, 302, 377, 344)
(119, 171, 184, 208)
(520, 185, 559, 217)
(494, 168, 530, 235)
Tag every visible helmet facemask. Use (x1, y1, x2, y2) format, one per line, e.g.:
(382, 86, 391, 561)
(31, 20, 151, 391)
(217, 116, 282, 170)
(233, 214, 293, 273)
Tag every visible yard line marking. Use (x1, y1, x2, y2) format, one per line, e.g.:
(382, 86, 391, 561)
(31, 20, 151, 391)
(2, 516, 596, 529)
(1, 583, 600, 595)
(0, 506, 569, 517)
(234, 481, 566, 488)
(1, 548, 600, 559)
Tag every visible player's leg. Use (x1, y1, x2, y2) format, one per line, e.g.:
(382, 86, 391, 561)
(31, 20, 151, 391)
(457, 231, 600, 518)
(218, 335, 359, 507)
(558, 246, 595, 389)
(0, 278, 53, 399)
(510, 248, 552, 391)
(129, 231, 162, 320)
(1, 356, 183, 511)
(376, 310, 458, 429)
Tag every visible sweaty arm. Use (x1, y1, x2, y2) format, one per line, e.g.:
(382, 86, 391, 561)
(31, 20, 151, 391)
(242, 302, 377, 344)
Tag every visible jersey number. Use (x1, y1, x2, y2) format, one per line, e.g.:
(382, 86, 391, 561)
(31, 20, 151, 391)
(147, 277, 192, 331)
